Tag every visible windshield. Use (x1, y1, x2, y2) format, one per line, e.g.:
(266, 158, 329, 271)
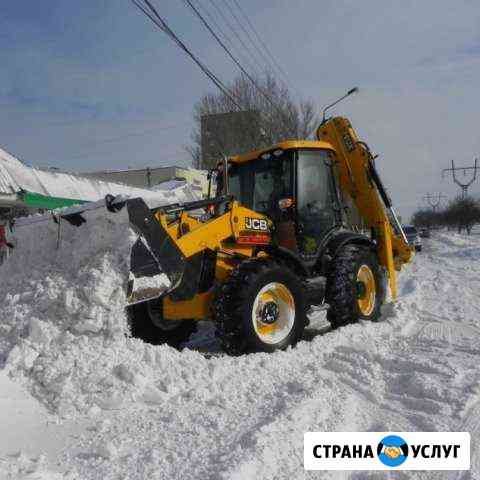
(403, 226, 417, 234)
(228, 151, 293, 214)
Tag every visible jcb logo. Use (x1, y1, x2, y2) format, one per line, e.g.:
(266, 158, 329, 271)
(245, 217, 268, 231)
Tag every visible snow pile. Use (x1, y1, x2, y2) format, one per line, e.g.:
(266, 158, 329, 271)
(61, 230, 480, 479)
(0, 207, 175, 416)
(1, 215, 480, 478)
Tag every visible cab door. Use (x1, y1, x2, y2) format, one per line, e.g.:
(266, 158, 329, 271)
(296, 150, 339, 258)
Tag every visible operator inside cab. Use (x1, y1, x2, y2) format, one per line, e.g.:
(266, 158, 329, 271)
(215, 160, 225, 196)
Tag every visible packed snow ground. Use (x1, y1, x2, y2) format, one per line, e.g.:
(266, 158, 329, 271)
(0, 214, 479, 479)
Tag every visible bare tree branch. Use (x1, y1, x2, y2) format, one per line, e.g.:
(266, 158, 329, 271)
(188, 73, 318, 169)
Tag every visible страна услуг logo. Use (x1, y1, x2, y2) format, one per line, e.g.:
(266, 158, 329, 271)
(377, 435, 409, 467)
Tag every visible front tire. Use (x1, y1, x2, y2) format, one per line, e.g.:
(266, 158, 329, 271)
(127, 299, 197, 348)
(326, 244, 385, 328)
(213, 258, 307, 355)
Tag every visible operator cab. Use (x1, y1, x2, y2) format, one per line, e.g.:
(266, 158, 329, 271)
(228, 142, 342, 261)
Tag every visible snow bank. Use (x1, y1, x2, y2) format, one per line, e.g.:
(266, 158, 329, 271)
(0, 205, 178, 416)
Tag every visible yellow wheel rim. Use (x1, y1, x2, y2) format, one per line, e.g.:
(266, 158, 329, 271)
(252, 282, 295, 344)
(356, 264, 376, 316)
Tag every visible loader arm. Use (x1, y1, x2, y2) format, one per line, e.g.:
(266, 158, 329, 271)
(126, 196, 269, 308)
(317, 117, 413, 299)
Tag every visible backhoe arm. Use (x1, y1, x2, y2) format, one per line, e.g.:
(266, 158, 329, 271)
(317, 117, 413, 299)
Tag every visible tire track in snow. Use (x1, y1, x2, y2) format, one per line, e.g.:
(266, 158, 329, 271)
(395, 239, 480, 479)
(219, 376, 372, 480)
(410, 321, 480, 350)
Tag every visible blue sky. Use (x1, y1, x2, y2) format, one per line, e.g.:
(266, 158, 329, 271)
(1, 0, 479, 218)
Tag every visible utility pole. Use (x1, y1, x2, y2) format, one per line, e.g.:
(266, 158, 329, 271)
(422, 192, 447, 211)
(442, 158, 478, 199)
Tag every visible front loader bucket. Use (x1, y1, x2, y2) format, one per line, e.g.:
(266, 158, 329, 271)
(126, 198, 186, 305)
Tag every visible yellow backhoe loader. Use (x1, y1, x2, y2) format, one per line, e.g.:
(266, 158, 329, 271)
(118, 91, 413, 354)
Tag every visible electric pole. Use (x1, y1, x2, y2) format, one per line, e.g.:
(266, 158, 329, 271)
(422, 192, 447, 211)
(442, 158, 478, 199)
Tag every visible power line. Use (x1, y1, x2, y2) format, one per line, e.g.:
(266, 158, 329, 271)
(182, 0, 285, 115)
(193, 0, 263, 78)
(132, 0, 237, 104)
(131, 0, 300, 161)
(184, 0, 251, 77)
(222, 0, 290, 88)
(131, 0, 242, 110)
(222, 0, 270, 69)
(131, 0, 241, 161)
(206, 0, 267, 75)
(181, 0, 296, 131)
(229, 0, 295, 91)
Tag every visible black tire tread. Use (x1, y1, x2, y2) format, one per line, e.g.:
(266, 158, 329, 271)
(326, 244, 384, 328)
(127, 302, 198, 348)
(213, 257, 306, 355)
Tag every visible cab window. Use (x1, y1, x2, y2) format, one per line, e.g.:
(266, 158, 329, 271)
(228, 151, 293, 216)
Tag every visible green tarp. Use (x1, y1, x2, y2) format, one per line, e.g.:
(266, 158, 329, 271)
(20, 191, 89, 209)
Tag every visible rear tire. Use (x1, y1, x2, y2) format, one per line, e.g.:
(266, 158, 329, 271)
(127, 299, 197, 348)
(326, 244, 385, 328)
(213, 258, 307, 355)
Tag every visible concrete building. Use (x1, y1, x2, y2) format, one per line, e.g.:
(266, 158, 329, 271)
(82, 166, 209, 197)
(201, 110, 261, 169)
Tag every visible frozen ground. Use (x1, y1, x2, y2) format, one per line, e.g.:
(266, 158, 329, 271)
(0, 216, 479, 479)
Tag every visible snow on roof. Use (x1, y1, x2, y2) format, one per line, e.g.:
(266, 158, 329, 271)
(0, 146, 199, 205)
(0, 148, 21, 194)
(83, 165, 180, 175)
